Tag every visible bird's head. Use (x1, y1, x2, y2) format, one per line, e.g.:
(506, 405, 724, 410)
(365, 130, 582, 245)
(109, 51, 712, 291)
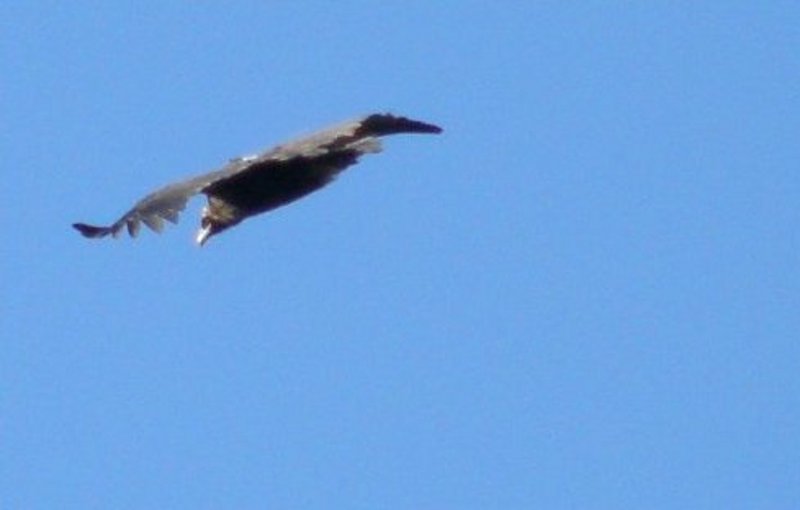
(195, 205, 227, 246)
(196, 208, 217, 246)
(196, 199, 245, 246)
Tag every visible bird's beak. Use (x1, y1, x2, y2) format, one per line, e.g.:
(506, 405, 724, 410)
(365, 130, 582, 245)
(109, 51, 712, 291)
(195, 225, 213, 246)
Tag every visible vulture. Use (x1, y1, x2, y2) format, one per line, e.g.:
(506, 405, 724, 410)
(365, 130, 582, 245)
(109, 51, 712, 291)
(73, 113, 442, 246)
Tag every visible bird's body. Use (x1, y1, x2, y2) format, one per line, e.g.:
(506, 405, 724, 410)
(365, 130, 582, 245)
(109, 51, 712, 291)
(73, 113, 442, 245)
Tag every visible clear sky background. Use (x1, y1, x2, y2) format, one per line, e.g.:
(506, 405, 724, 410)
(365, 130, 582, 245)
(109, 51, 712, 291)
(3, 2, 799, 509)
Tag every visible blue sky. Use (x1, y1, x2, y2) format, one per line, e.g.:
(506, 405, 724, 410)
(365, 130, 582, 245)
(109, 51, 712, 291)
(3, 2, 799, 508)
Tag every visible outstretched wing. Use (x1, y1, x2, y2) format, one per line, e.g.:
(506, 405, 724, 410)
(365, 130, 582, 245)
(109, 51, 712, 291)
(261, 113, 442, 162)
(72, 168, 230, 239)
(73, 113, 442, 240)
(200, 113, 442, 214)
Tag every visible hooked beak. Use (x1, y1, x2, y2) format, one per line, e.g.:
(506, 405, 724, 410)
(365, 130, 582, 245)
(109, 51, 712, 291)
(195, 225, 213, 246)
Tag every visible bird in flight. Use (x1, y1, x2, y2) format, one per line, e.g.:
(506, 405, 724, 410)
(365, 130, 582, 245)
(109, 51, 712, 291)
(73, 113, 442, 246)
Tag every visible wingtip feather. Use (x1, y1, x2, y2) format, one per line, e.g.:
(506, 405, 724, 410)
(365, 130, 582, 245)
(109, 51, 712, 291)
(72, 223, 113, 238)
(360, 114, 443, 136)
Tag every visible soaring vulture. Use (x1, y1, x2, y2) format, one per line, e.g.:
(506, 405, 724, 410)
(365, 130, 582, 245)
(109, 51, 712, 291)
(73, 113, 442, 245)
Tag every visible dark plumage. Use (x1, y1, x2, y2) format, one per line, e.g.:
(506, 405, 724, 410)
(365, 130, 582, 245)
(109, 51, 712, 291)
(73, 113, 442, 245)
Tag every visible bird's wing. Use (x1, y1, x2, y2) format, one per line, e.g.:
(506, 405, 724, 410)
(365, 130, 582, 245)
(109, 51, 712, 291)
(73, 113, 442, 239)
(200, 114, 442, 203)
(72, 167, 232, 239)
(207, 113, 442, 182)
